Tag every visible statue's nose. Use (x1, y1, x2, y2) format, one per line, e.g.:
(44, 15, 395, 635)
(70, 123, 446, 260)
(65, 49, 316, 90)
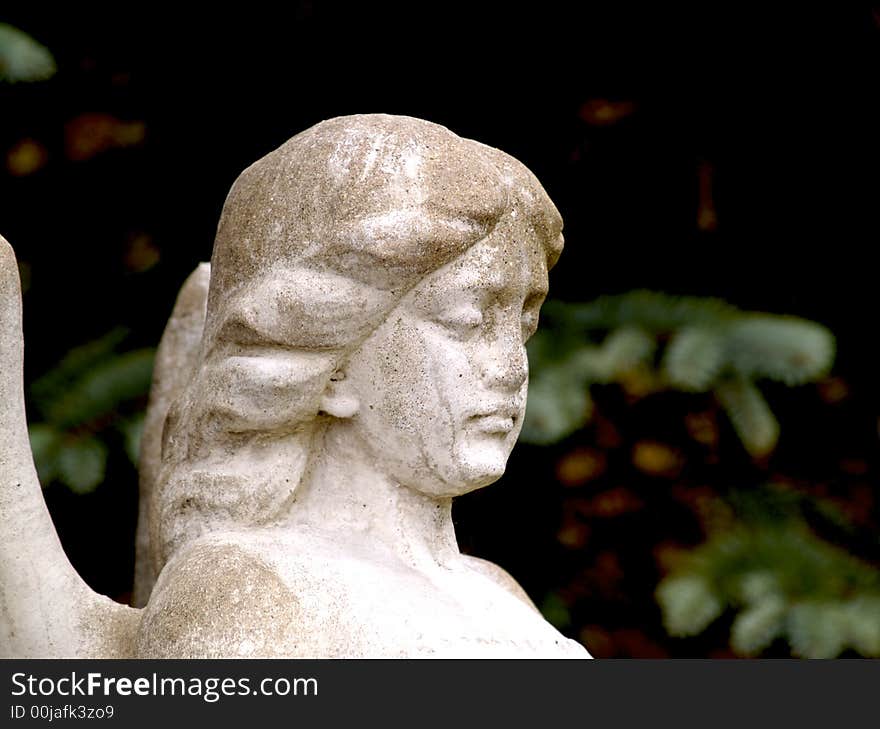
(479, 328, 528, 392)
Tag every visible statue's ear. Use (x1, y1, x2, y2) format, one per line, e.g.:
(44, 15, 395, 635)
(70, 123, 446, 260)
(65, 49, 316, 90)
(318, 371, 360, 419)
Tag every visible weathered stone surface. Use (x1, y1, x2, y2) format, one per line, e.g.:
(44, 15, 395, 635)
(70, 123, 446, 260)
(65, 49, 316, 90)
(1, 114, 591, 658)
(0, 235, 139, 657)
(133, 263, 209, 608)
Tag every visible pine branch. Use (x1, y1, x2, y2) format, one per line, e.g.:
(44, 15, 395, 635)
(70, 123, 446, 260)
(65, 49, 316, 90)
(44, 349, 155, 429)
(27, 331, 155, 494)
(30, 328, 129, 416)
(714, 377, 780, 458)
(662, 326, 724, 391)
(523, 291, 834, 457)
(0, 23, 56, 83)
(656, 518, 880, 658)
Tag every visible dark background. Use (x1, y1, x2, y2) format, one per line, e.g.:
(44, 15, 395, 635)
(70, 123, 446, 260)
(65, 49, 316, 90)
(2, 5, 878, 657)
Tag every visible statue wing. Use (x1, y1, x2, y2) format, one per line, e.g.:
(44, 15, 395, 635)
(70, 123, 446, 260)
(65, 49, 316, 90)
(132, 262, 210, 607)
(0, 235, 139, 656)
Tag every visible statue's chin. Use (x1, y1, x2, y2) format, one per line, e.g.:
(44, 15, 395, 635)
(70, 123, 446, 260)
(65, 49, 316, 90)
(405, 443, 511, 499)
(444, 440, 513, 495)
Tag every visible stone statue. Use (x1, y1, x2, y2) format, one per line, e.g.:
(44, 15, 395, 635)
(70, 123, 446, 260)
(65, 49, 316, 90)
(0, 114, 591, 658)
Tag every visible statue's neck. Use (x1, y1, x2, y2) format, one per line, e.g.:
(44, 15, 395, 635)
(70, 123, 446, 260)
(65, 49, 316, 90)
(287, 422, 460, 571)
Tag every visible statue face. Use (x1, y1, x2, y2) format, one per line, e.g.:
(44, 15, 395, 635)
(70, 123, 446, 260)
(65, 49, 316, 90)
(340, 213, 553, 497)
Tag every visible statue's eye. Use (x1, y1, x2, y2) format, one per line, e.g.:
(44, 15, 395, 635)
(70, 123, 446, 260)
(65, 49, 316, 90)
(433, 307, 484, 339)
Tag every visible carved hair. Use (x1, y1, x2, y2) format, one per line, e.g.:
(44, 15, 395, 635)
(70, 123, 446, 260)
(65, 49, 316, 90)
(151, 115, 563, 569)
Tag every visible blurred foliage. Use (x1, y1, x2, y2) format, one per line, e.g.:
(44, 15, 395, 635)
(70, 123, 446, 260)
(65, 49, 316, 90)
(0, 23, 55, 83)
(523, 291, 835, 457)
(64, 113, 147, 162)
(656, 485, 880, 658)
(28, 328, 154, 494)
(525, 291, 880, 658)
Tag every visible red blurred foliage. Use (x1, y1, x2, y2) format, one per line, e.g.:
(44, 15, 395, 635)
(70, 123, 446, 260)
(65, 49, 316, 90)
(64, 113, 146, 161)
(578, 99, 637, 126)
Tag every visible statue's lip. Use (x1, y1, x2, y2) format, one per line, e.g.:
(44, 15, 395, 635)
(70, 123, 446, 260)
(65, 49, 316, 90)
(468, 405, 520, 434)
(472, 415, 516, 434)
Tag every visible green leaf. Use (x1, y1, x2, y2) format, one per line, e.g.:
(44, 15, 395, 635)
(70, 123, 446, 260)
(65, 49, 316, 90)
(521, 368, 592, 445)
(715, 377, 780, 457)
(120, 413, 146, 466)
(585, 327, 655, 383)
(0, 24, 56, 83)
(56, 437, 108, 494)
(725, 317, 835, 385)
(787, 602, 848, 659)
(28, 423, 61, 485)
(656, 574, 724, 637)
(526, 329, 582, 369)
(663, 326, 725, 391)
(31, 328, 129, 416)
(844, 597, 880, 656)
(45, 348, 155, 428)
(735, 571, 781, 604)
(539, 593, 572, 630)
(730, 594, 786, 656)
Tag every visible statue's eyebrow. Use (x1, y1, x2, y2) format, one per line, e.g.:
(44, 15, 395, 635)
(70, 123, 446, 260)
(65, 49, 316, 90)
(356, 209, 491, 247)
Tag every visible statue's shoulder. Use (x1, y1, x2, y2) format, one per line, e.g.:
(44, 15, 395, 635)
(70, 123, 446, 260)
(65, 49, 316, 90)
(460, 555, 540, 612)
(135, 531, 334, 657)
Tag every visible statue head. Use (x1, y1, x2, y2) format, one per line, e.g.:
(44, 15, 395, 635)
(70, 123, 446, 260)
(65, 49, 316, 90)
(153, 114, 563, 567)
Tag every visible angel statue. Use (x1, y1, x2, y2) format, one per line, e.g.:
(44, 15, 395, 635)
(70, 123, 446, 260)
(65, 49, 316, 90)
(0, 114, 590, 658)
